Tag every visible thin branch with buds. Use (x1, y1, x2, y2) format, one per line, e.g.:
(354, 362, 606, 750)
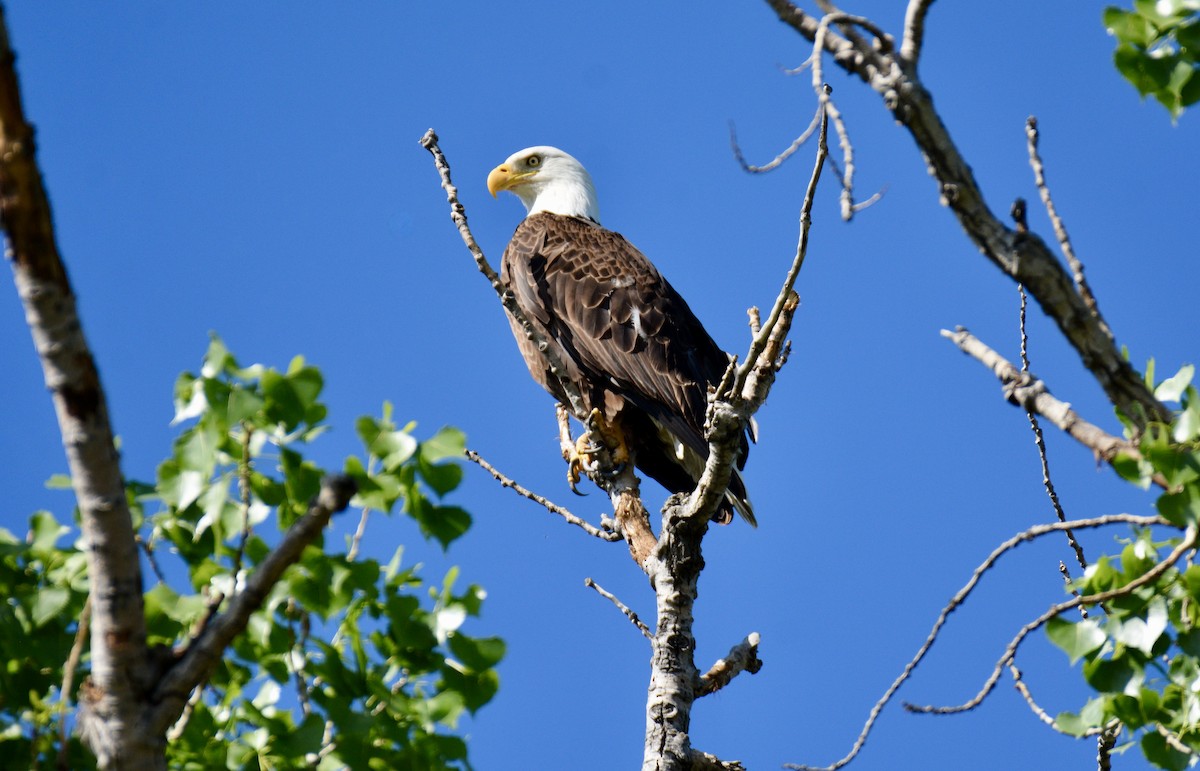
(1018, 285, 1088, 569)
(785, 513, 1171, 771)
(941, 327, 1157, 476)
(1025, 117, 1103, 323)
(466, 450, 621, 542)
(418, 129, 588, 420)
(584, 578, 652, 639)
(906, 526, 1197, 716)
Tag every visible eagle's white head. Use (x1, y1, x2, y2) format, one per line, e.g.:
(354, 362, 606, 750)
(487, 146, 600, 223)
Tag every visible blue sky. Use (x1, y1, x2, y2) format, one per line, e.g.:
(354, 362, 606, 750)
(2, 2, 1196, 769)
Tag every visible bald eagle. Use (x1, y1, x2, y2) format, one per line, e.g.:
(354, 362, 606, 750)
(487, 146, 755, 526)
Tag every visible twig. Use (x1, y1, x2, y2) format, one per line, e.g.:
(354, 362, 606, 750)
(1059, 561, 1089, 620)
(418, 129, 587, 419)
(785, 513, 1171, 771)
(900, 0, 938, 65)
(1098, 724, 1119, 771)
(346, 507, 371, 561)
(941, 327, 1160, 479)
(136, 533, 167, 585)
(729, 94, 826, 404)
(148, 474, 357, 735)
(164, 685, 203, 743)
(1018, 286, 1088, 569)
(584, 577, 652, 639)
(287, 600, 313, 717)
(697, 633, 762, 696)
(466, 449, 621, 542)
(57, 595, 91, 770)
(765, 0, 1171, 429)
(1025, 117, 1103, 325)
(232, 423, 253, 581)
(690, 93, 828, 523)
(1008, 662, 1109, 737)
(689, 750, 746, 770)
(1156, 723, 1194, 757)
(906, 525, 1197, 716)
(730, 106, 822, 173)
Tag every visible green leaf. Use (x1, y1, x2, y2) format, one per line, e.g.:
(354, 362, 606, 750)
(1106, 6, 1156, 47)
(44, 473, 73, 490)
(1112, 598, 1169, 655)
(1142, 730, 1191, 770)
(418, 455, 464, 498)
(1158, 485, 1200, 526)
(272, 712, 325, 758)
(201, 333, 236, 378)
(356, 415, 418, 470)
(1084, 653, 1143, 694)
(30, 587, 70, 628)
(448, 634, 506, 671)
(1156, 364, 1195, 402)
(227, 387, 265, 424)
(1047, 616, 1107, 663)
(419, 505, 472, 550)
(421, 426, 467, 463)
(28, 511, 69, 555)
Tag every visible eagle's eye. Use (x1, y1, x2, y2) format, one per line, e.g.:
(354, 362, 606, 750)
(526, 155, 541, 168)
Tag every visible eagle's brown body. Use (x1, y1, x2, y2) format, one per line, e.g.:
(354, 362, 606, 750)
(500, 211, 753, 524)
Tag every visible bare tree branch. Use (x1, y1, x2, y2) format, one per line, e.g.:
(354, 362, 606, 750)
(148, 474, 356, 735)
(418, 129, 589, 420)
(585, 577, 652, 639)
(900, 0, 938, 65)
(1025, 116, 1103, 323)
(465, 449, 622, 541)
(765, 0, 1169, 428)
(0, 10, 152, 766)
(697, 633, 762, 697)
(941, 326, 1158, 476)
(644, 102, 828, 770)
(689, 750, 746, 770)
(420, 131, 655, 566)
(1018, 285, 1088, 569)
(786, 514, 1171, 771)
(906, 525, 1197, 716)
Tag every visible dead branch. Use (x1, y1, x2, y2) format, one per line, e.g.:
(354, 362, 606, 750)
(1025, 117, 1103, 322)
(941, 327, 1156, 475)
(765, 0, 1170, 429)
(466, 449, 621, 542)
(786, 513, 1171, 771)
(697, 632, 763, 697)
(899, 0, 937, 66)
(585, 577, 652, 639)
(689, 750, 746, 770)
(906, 525, 1197, 716)
(1018, 285, 1088, 569)
(418, 129, 588, 421)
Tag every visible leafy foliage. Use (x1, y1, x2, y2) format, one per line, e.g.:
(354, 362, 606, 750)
(0, 337, 500, 770)
(1105, 0, 1200, 118)
(1049, 364, 1200, 768)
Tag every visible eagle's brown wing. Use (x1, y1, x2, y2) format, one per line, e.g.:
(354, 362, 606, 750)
(500, 212, 752, 521)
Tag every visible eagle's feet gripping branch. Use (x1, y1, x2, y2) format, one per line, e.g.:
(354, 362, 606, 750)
(564, 408, 632, 494)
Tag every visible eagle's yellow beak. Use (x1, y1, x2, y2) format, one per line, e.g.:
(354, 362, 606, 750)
(487, 164, 536, 198)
